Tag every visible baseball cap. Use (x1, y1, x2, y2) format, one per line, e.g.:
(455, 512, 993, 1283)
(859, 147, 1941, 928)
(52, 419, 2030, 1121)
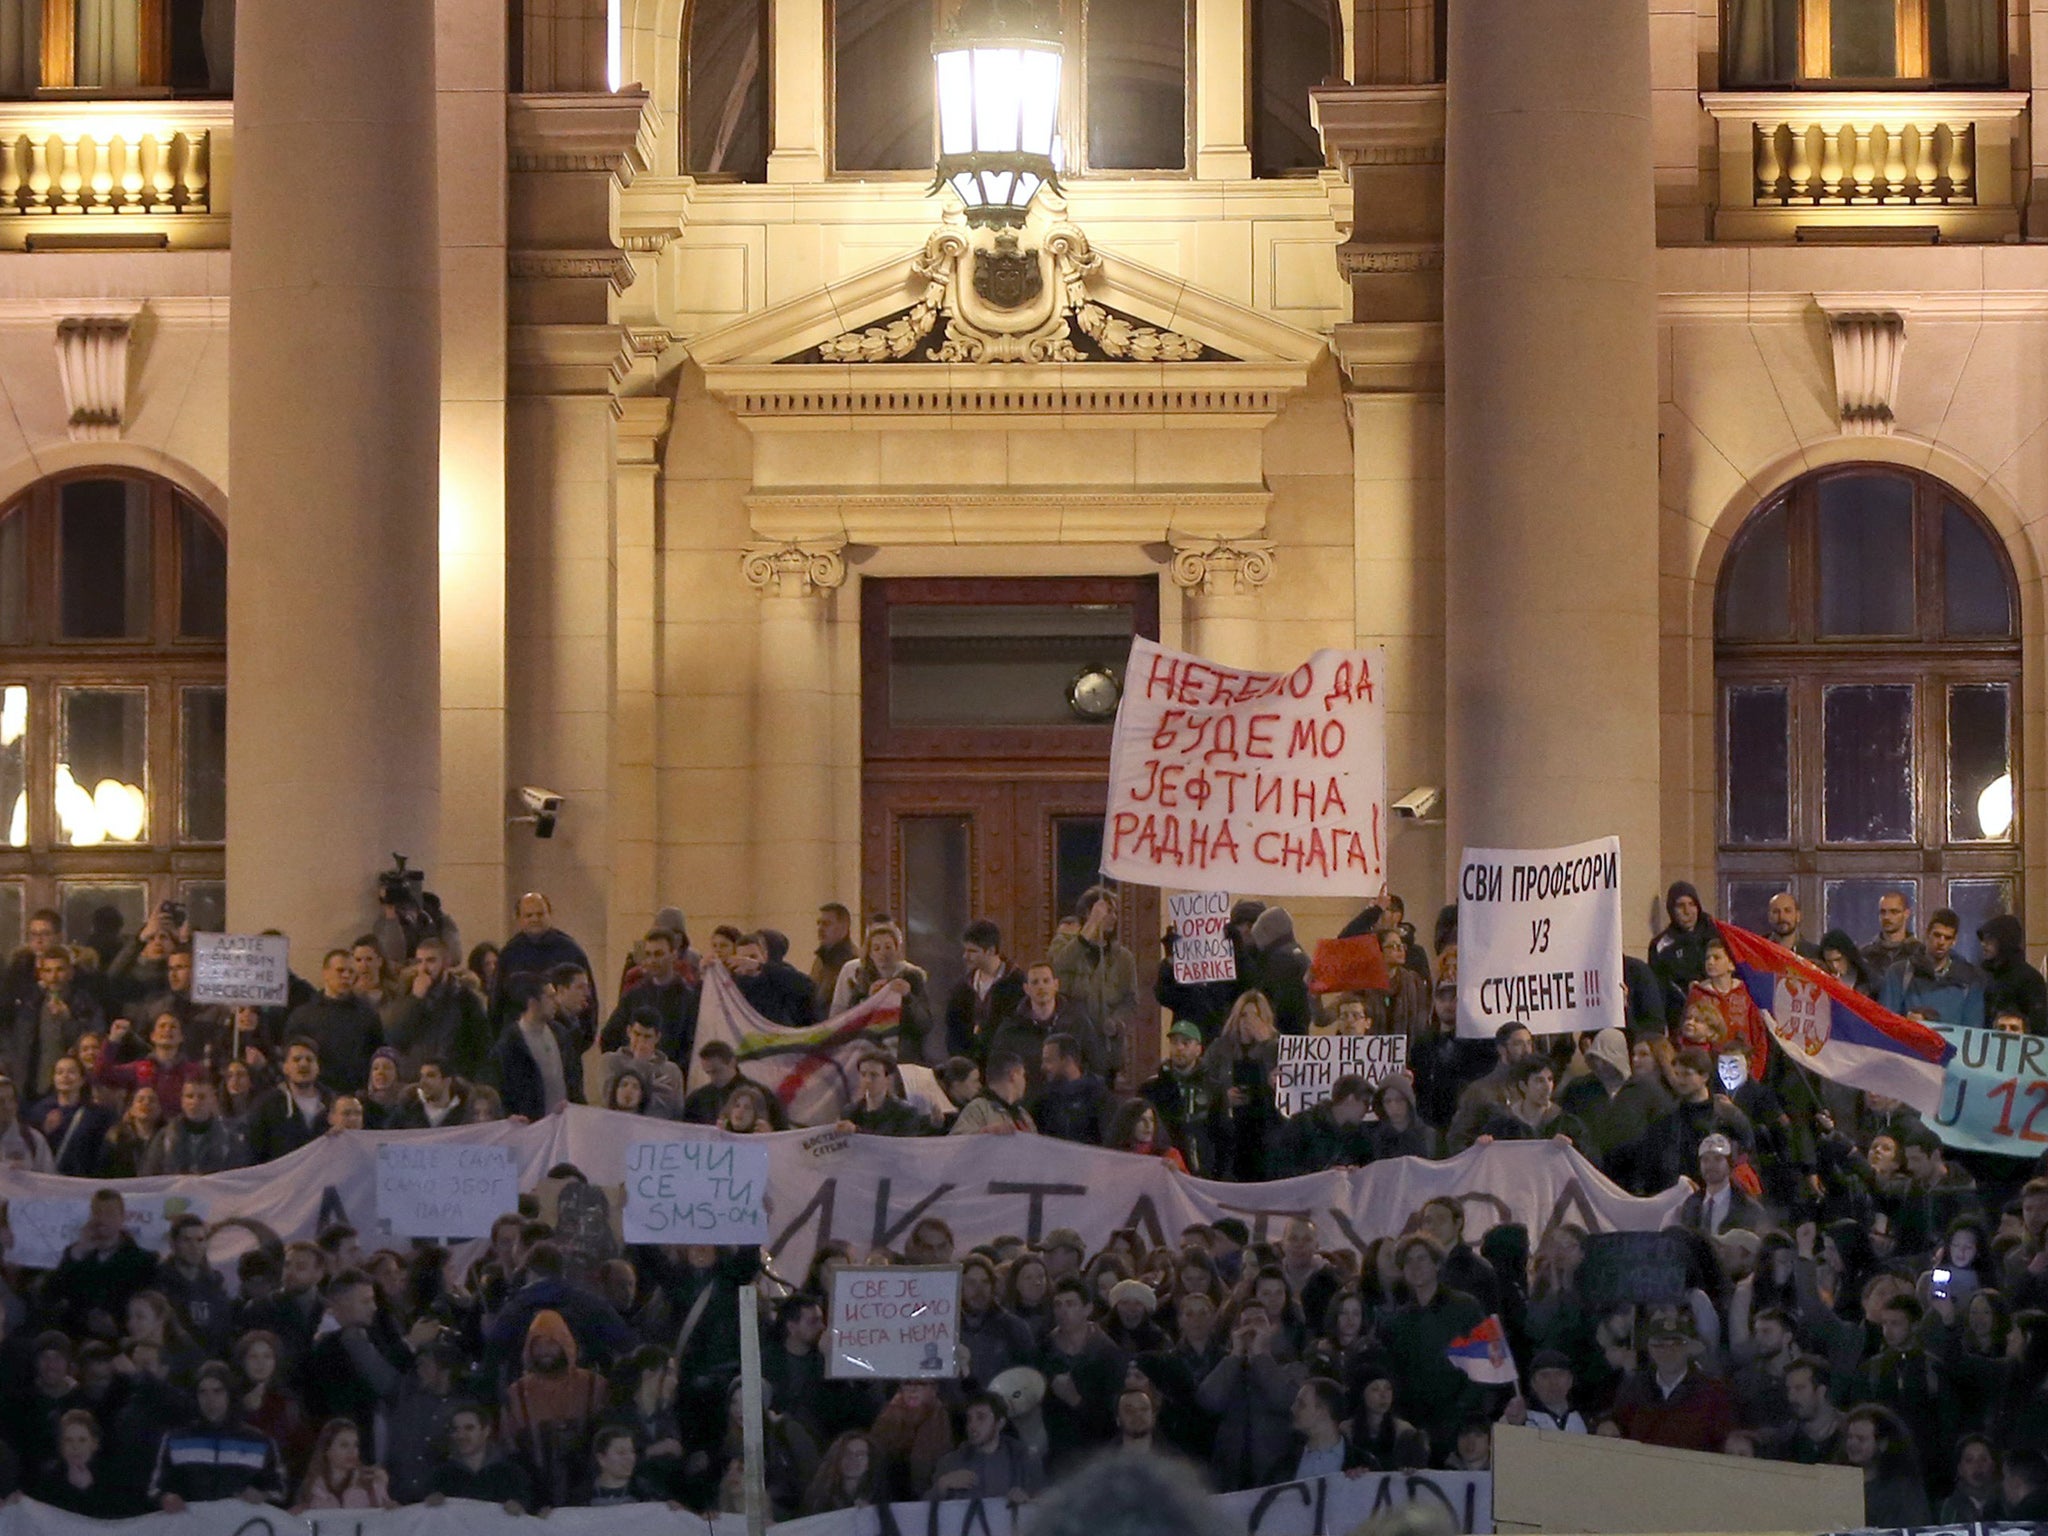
(1168, 1021, 1203, 1043)
(1529, 1350, 1572, 1375)
(1645, 1314, 1698, 1343)
(1211, 1218, 1250, 1247)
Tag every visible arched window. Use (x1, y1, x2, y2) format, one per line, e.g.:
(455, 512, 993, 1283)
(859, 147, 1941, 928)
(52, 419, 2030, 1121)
(1251, 0, 1340, 177)
(0, 471, 226, 951)
(826, 0, 1192, 176)
(685, 0, 769, 181)
(1716, 466, 2019, 956)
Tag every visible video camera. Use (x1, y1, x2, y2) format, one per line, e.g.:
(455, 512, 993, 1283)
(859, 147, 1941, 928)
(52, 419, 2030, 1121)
(376, 853, 454, 954)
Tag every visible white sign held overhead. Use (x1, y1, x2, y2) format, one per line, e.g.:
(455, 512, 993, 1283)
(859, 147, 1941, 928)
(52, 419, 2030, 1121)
(1103, 638, 1388, 896)
(1274, 1033, 1409, 1116)
(1168, 890, 1237, 984)
(190, 932, 292, 1007)
(374, 1143, 520, 1238)
(622, 1138, 769, 1245)
(1456, 836, 1626, 1039)
(826, 1265, 961, 1381)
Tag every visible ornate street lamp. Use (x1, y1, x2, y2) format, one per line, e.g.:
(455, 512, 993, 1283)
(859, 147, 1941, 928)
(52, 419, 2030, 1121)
(932, 0, 1063, 226)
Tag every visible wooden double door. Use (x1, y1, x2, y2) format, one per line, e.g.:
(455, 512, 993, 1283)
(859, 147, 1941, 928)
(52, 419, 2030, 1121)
(860, 576, 1162, 1081)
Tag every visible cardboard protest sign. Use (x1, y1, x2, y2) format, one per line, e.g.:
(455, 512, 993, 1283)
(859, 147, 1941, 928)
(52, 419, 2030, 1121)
(1576, 1230, 1690, 1310)
(1103, 638, 1387, 896)
(826, 1265, 960, 1380)
(1309, 932, 1390, 995)
(1274, 1034, 1408, 1116)
(1931, 1025, 2048, 1153)
(622, 1138, 769, 1245)
(190, 932, 292, 1007)
(4, 1190, 206, 1268)
(374, 1143, 519, 1238)
(1168, 891, 1237, 984)
(1456, 837, 1625, 1038)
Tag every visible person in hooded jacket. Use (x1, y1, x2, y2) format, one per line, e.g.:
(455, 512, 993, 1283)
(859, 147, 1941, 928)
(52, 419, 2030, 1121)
(1649, 882, 1715, 1019)
(1244, 907, 1312, 1035)
(1978, 914, 2048, 1035)
(502, 1309, 609, 1511)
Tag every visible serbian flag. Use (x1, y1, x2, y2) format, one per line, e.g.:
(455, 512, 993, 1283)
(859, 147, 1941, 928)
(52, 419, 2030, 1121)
(1718, 923, 1953, 1115)
(1446, 1315, 1518, 1386)
(686, 964, 901, 1126)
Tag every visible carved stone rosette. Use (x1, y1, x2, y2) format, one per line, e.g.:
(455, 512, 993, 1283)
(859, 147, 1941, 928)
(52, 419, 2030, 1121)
(741, 540, 848, 599)
(1169, 537, 1277, 598)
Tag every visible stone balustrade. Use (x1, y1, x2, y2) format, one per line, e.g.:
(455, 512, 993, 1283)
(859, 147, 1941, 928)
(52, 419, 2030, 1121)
(1703, 91, 2027, 241)
(0, 101, 229, 245)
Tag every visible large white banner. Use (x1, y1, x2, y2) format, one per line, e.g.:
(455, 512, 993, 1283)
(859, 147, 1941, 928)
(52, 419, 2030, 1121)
(1103, 638, 1388, 897)
(1456, 838, 1626, 1039)
(0, 1470, 1494, 1536)
(0, 1107, 1684, 1285)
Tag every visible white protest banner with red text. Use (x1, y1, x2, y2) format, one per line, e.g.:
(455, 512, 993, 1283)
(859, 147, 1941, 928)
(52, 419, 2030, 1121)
(1104, 638, 1387, 896)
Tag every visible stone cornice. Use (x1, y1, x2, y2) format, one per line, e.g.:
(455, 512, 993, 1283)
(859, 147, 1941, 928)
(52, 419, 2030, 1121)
(615, 395, 674, 464)
(1310, 84, 1446, 168)
(703, 362, 1310, 421)
(507, 90, 657, 182)
(508, 249, 638, 292)
(508, 322, 635, 397)
(746, 488, 1272, 548)
(1701, 89, 2028, 125)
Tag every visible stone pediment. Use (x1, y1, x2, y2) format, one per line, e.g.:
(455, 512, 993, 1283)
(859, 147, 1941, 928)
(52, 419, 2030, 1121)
(688, 220, 1325, 420)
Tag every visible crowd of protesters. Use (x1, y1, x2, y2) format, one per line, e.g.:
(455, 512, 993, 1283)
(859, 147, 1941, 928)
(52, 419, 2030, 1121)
(0, 881, 2045, 1525)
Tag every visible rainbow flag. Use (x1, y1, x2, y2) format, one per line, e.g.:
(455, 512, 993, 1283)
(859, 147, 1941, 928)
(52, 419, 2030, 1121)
(687, 964, 902, 1126)
(1718, 923, 1953, 1114)
(1447, 1314, 1518, 1385)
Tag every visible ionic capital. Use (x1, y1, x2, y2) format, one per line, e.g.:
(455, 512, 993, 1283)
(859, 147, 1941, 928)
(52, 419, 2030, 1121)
(1169, 537, 1276, 598)
(741, 540, 848, 599)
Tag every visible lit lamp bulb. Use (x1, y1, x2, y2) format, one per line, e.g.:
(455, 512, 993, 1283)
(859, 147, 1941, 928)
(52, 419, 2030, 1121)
(931, 0, 1063, 227)
(1978, 773, 2014, 839)
(54, 762, 103, 846)
(94, 778, 145, 842)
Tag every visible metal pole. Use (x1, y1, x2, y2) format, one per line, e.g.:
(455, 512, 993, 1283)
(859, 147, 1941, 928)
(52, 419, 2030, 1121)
(738, 1282, 770, 1536)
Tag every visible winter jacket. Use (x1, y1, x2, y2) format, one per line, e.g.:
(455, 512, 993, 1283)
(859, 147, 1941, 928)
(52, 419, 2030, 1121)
(948, 1092, 1035, 1136)
(1243, 908, 1312, 1035)
(1197, 1350, 1309, 1491)
(984, 1000, 1105, 1094)
(947, 963, 1026, 1058)
(139, 1114, 249, 1175)
(1047, 931, 1141, 1054)
(385, 977, 492, 1079)
(490, 1017, 585, 1120)
(1880, 951, 1986, 1028)
(493, 928, 598, 1040)
(148, 1421, 286, 1506)
(281, 994, 384, 1093)
(1979, 914, 2048, 1033)
(1648, 882, 1714, 1018)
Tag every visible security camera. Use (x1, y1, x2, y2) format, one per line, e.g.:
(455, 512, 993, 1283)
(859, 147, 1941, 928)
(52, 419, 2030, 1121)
(512, 787, 563, 839)
(1392, 786, 1442, 822)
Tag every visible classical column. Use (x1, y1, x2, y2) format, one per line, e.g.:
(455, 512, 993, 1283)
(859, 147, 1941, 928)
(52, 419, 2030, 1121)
(505, 91, 652, 979)
(744, 540, 845, 941)
(226, 0, 440, 946)
(611, 397, 673, 970)
(1443, 0, 1661, 922)
(1170, 537, 1275, 668)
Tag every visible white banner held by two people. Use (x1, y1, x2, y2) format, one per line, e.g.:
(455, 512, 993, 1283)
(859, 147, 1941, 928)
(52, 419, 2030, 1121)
(1103, 638, 1388, 897)
(1456, 836, 1626, 1038)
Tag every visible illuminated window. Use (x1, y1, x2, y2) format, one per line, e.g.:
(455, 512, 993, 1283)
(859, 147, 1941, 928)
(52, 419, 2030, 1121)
(0, 471, 225, 940)
(1723, 0, 2002, 86)
(824, 0, 1195, 176)
(1716, 467, 2018, 956)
